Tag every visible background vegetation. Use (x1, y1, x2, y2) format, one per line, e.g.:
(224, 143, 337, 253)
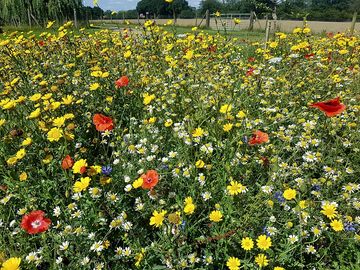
(0, 0, 360, 27)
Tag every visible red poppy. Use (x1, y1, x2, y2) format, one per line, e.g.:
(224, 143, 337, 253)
(93, 114, 114, 132)
(246, 67, 255, 77)
(61, 155, 74, 170)
(21, 210, 51, 234)
(115, 76, 129, 88)
(208, 45, 216, 53)
(327, 32, 334, 38)
(310, 97, 346, 117)
(249, 130, 269, 145)
(38, 40, 45, 47)
(305, 53, 314, 60)
(141, 170, 159, 190)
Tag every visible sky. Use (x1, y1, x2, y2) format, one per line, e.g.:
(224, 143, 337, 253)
(83, 0, 201, 11)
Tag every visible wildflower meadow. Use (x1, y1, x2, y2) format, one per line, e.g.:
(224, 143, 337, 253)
(0, 21, 359, 270)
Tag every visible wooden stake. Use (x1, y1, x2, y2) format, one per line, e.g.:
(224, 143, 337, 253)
(350, 11, 357, 36)
(205, 10, 210, 28)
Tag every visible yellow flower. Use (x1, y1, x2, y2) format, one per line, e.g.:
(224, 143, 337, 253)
(330, 219, 344, 231)
(255, 253, 269, 268)
(165, 0, 173, 2)
(283, 188, 296, 200)
(132, 177, 144, 188)
(28, 108, 41, 119)
(46, 21, 55, 28)
(269, 41, 278, 48)
(209, 210, 223, 222)
(124, 50, 132, 58)
(236, 111, 246, 119)
(339, 49, 348, 55)
(149, 210, 167, 227)
(184, 203, 196, 215)
(90, 83, 100, 91)
(143, 93, 156, 105)
(233, 18, 241, 24)
(303, 27, 311, 33)
(0, 40, 10, 46)
(183, 50, 193, 60)
(168, 212, 181, 224)
(226, 256, 240, 270)
(42, 154, 53, 164)
(7, 157, 18, 166)
(0, 119, 6, 127)
(29, 93, 42, 101)
(220, 104, 232, 114)
(73, 177, 91, 193)
(223, 123, 233, 132)
(1, 257, 21, 270)
(227, 181, 247, 196)
(215, 11, 221, 17)
(274, 267, 285, 270)
(195, 159, 205, 168)
(192, 127, 205, 137)
(53, 117, 66, 127)
(15, 149, 26, 160)
(19, 172, 28, 181)
(72, 159, 87, 174)
(47, 128, 63, 142)
(241, 237, 254, 251)
(256, 235, 272, 250)
(321, 203, 338, 219)
(21, 137, 32, 146)
(164, 119, 173, 127)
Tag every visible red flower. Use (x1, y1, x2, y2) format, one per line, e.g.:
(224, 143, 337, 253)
(305, 53, 314, 60)
(61, 155, 74, 170)
(93, 114, 114, 132)
(115, 76, 129, 88)
(38, 40, 45, 46)
(249, 130, 269, 145)
(21, 210, 51, 234)
(141, 170, 159, 190)
(246, 67, 255, 77)
(310, 97, 346, 117)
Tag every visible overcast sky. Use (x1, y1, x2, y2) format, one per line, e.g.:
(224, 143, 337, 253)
(82, 0, 201, 11)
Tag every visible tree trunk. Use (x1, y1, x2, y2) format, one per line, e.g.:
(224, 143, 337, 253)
(205, 10, 210, 28)
(248, 11, 254, 31)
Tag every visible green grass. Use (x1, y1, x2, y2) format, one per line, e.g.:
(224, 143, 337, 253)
(1, 25, 98, 39)
(90, 21, 266, 42)
(1, 22, 265, 42)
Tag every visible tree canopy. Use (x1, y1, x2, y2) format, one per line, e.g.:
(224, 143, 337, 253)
(136, 0, 192, 18)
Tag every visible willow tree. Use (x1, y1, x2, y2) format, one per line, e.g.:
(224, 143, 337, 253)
(0, 0, 83, 26)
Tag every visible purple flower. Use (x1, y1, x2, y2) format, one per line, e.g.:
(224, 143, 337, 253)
(274, 191, 285, 203)
(344, 222, 356, 232)
(102, 165, 112, 175)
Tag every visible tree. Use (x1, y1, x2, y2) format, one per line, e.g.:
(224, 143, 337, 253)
(199, 0, 222, 14)
(0, 0, 83, 26)
(136, 0, 191, 18)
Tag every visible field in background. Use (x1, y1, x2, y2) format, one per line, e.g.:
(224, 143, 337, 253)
(92, 18, 360, 34)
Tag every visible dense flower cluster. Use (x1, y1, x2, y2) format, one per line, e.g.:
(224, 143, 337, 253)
(0, 21, 359, 269)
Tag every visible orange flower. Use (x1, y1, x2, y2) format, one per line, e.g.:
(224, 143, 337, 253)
(309, 97, 346, 117)
(249, 130, 269, 145)
(115, 76, 129, 88)
(61, 155, 74, 170)
(93, 114, 114, 132)
(141, 170, 159, 189)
